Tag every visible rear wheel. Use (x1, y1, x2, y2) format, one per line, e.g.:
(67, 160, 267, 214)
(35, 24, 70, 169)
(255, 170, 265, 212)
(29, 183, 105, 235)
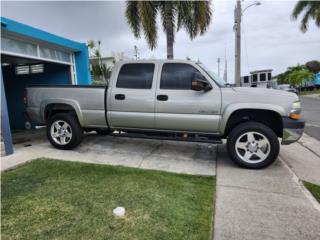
(47, 113, 83, 150)
(227, 122, 279, 169)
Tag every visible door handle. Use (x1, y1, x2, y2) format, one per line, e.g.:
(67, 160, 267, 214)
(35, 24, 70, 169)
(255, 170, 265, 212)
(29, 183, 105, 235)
(157, 95, 168, 101)
(115, 94, 125, 100)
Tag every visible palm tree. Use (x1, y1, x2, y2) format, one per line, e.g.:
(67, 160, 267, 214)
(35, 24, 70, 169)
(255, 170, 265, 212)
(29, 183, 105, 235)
(292, 1, 320, 32)
(125, 1, 212, 59)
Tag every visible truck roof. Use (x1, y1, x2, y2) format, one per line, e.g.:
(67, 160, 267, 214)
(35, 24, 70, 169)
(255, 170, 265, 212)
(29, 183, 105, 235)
(118, 59, 199, 64)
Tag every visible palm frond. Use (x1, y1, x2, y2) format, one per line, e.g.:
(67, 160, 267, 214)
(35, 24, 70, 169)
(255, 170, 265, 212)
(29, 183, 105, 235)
(138, 1, 158, 49)
(292, 0, 310, 19)
(125, 1, 141, 38)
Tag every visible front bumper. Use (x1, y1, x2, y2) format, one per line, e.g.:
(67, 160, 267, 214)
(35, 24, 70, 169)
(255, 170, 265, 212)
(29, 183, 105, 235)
(282, 117, 305, 145)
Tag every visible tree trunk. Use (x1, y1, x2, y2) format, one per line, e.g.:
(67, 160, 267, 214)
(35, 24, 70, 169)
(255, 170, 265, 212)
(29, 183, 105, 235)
(164, 2, 174, 59)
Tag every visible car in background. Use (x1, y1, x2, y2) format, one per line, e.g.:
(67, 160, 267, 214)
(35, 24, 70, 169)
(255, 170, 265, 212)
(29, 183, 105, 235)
(277, 84, 298, 94)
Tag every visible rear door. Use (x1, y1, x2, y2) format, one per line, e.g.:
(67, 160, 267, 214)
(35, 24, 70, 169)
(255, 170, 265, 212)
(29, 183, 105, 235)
(108, 62, 157, 129)
(155, 62, 221, 133)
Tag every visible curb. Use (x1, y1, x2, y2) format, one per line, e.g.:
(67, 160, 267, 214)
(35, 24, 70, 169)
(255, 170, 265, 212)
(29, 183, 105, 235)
(279, 157, 320, 212)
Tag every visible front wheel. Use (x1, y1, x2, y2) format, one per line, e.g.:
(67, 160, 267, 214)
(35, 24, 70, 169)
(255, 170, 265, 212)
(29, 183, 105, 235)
(47, 113, 83, 150)
(227, 122, 280, 169)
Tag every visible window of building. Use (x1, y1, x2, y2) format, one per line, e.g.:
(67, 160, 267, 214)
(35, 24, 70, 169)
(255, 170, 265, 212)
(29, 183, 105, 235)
(15, 64, 44, 75)
(160, 63, 205, 89)
(268, 72, 272, 80)
(39, 47, 70, 63)
(116, 63, 154, 89)
(243, 76, 249, 83)
(260, 73, 266, 81)
(252, 74, 258, 82)
(1, 37, 37, 56)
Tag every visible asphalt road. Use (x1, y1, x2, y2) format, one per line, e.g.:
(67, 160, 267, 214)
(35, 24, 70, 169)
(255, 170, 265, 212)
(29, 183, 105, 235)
(300, 96, 320, 141)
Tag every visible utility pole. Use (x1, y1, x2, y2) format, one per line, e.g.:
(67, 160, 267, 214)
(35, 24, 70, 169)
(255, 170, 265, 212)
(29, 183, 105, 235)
(234, 0, 241, 87)
(134, 45, 139, 60)
(217, 58, 221, 77)
(234, 0, 261, 86)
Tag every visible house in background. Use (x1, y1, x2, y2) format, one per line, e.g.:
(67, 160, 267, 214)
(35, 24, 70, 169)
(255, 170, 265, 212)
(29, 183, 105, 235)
(1, 17, 91, 155)
(241, 69, 273, 88)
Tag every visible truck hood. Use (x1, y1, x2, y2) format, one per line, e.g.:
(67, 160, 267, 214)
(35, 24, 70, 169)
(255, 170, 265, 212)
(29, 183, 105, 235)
(220, 87, 299, 116)
(231, 87, 298, 99)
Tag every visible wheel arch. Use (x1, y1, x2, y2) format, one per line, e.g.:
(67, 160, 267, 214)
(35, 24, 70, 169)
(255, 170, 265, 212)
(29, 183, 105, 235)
(221, 105, 284, 138)
(41, 99, 84, 126)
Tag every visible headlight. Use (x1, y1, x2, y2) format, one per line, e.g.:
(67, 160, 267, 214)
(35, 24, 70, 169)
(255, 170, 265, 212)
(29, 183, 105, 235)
(290, 101, 301, 119)
(291, 101, 301, 109)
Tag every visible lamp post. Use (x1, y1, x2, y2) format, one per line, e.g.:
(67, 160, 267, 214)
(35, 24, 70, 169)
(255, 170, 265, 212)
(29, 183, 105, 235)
(234, 0, 261, 87)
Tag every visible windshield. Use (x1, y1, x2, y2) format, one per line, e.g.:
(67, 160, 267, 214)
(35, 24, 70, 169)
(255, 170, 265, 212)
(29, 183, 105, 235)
(197, 63, 226, 87)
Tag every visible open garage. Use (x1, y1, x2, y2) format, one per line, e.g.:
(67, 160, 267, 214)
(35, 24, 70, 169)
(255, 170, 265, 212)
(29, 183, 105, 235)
(1, 17, 91, 155)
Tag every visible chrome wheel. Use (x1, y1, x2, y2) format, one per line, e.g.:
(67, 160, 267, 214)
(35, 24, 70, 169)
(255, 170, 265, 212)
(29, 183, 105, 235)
(50, 120, 72, 145)
(235, 131, 270, 164)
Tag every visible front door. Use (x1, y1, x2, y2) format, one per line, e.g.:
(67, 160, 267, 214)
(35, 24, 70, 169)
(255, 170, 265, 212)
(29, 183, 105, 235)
(109, 62, 157, 129)
(155, 62, 221, 133)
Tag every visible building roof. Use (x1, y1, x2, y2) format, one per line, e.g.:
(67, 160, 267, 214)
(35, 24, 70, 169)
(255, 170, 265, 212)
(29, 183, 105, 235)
(250, 69, 273, 74)
(1, 17, 86, 52)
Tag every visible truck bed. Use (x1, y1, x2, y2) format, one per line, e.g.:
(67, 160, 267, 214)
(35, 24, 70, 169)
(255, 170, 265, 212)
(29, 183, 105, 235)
(26, 85, 107, 127)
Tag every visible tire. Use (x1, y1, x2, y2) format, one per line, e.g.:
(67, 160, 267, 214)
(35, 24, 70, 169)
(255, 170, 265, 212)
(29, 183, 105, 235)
(96, 129, 112, 135)
(47, 113, 83, 150)
(227, 121, 280, 169)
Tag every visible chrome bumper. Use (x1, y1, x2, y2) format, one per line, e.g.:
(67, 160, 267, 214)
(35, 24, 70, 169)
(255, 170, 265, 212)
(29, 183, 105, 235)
(282, 117, 305, 145)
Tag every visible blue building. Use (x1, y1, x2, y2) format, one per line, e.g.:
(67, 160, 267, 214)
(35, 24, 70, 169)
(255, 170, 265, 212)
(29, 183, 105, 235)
(1, 17, 91, 155)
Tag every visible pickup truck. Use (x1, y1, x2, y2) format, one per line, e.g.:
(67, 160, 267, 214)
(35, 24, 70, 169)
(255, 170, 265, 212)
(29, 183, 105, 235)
(26, 60, 305, 169)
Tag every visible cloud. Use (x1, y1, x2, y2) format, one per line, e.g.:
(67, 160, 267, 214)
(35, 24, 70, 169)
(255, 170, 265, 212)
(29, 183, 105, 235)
(2, 0, 319, 83)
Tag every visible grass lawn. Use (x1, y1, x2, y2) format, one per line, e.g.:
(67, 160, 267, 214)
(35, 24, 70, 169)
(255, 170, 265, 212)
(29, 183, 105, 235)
(1, 159, 216, 240)
(303, 181, 320, 203)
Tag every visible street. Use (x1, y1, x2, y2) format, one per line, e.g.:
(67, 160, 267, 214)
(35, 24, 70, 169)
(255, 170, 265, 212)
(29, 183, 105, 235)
(300, 96, 320, 141)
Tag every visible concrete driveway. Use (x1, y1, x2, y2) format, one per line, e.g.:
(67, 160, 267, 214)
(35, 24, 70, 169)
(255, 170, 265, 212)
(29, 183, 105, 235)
(2, 130, 216, 176)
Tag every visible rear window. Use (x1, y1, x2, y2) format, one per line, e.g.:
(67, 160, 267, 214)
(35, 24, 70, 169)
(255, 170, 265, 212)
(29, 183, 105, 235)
(116, 64, 154, 89)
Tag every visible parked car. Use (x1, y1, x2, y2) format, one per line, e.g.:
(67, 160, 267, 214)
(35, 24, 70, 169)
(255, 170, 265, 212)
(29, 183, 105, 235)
(277, 84, 298, 94)
(25, 60, 305, 169)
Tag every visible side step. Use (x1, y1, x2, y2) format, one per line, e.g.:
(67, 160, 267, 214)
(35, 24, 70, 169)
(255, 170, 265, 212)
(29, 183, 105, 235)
(110, 132, 223, 144)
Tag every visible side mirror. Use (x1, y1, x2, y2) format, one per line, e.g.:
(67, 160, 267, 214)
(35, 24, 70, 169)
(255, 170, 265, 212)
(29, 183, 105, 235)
(191, 79, 212, 92)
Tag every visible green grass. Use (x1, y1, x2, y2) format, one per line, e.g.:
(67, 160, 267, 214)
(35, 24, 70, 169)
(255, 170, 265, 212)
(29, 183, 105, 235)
(303, 181, 320, 203)
(299, 88, 320, 96)
(1, 159, 216, 240)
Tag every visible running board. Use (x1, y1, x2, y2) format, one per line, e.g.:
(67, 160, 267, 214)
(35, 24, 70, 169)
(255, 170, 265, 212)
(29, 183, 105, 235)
(110, 132, 223, 144)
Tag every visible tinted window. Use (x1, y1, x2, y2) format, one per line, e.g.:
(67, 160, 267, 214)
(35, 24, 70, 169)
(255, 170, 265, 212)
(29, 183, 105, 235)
(268, 73, 272, 80)
(244, 76, 249, 83)
(260, 73, 266, 81)
(252, 74, 258, 82)
(160, 63, 205, 89)
(116, 64, 154, 89)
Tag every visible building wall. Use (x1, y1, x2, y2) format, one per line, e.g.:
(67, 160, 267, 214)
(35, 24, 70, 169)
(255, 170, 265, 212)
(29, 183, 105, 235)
(2, 63, 70, 129)
(1, 17, 91, 85)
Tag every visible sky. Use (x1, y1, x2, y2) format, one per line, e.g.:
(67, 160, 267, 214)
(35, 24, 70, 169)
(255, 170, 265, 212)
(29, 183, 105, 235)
(1, 0, 320, 83)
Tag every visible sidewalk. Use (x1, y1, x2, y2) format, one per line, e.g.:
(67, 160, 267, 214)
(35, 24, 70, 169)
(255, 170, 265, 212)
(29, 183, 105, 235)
(214, 145, 320, 240)
(280, 134, 320, 185)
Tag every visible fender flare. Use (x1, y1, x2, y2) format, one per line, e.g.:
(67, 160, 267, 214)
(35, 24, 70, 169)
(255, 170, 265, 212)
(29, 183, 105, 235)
(40, 99, 84, 126)
(219, 103, 286, 134)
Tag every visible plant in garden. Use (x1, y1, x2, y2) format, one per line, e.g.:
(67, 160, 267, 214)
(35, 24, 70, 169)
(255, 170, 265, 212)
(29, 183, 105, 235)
(125, 1, 212, 59)
(292, 0, 320, 32)
(88, 40, 111, 83)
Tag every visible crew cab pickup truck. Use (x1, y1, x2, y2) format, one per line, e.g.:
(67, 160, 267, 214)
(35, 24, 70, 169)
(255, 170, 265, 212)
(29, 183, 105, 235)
(26, 60, 305, 169)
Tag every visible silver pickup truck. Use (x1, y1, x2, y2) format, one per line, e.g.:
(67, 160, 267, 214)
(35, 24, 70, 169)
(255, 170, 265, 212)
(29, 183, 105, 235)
(26, 60, 305, 169)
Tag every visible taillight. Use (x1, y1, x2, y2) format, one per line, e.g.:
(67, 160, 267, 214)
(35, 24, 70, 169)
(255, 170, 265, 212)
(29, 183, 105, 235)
(24, 88, 28, 107)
